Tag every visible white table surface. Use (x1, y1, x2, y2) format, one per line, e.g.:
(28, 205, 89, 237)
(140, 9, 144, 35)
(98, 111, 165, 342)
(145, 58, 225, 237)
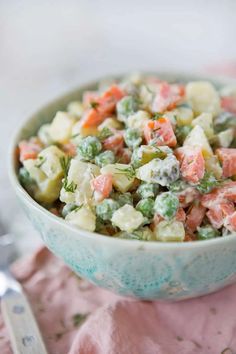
(1, 0, 236, 256)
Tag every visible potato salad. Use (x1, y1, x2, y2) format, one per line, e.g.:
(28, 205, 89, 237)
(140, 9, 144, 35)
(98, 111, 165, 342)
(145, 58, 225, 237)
(17, 75, 236, 241)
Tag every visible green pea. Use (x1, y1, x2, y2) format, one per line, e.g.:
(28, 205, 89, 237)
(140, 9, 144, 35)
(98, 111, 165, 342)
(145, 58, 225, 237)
(124, 128, 142, 149)
(136, 183, 159, 199)
(116, 96, 138, 121)
(197, 225, 220, 240)
(96, 199, 119, 221)
(116, 192, 133, 207)
(136, 198, 155, 218)
(95, 150, 115, 167)
(19, 167, 36, 195)
(154, 192, 179, 220)
(77, 136, 102, 160)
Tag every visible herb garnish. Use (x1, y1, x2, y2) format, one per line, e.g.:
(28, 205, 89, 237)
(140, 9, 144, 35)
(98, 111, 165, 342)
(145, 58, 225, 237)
(115, 166, 136, 180)
(60, 156, 72, 176)
(196, 172, 221, 194)
(60, 156, 77, 193)
(152, 113, 164, 120)
(72, 313, 88, 327)
(90, 101, 99, 109)
(63, 179, 77, 193)
(71, 204, 83, 212)
(71, 133, 80, 139)
(35, 156, 46, 168)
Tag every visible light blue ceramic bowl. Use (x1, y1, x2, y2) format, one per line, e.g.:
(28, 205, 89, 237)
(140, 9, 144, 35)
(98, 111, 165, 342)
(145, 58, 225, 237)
(9, 73, 236, 301)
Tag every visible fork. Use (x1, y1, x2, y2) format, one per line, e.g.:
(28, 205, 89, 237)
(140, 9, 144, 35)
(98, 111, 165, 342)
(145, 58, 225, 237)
(0, 221, 48, 354)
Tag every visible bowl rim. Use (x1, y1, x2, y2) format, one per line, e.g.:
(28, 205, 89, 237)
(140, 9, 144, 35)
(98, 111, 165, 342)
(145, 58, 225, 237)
(8, 71, 236, 251)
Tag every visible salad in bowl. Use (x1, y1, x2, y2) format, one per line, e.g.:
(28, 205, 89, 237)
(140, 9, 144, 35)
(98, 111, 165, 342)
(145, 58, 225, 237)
(17, 74, 236, 243)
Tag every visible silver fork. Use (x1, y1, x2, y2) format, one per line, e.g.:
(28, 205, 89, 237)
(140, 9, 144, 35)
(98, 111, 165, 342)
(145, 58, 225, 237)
(0, 221, 48, 354)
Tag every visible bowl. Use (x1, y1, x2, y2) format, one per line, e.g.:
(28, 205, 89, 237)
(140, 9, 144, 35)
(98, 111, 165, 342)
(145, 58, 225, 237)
(9, 72, 236, 301)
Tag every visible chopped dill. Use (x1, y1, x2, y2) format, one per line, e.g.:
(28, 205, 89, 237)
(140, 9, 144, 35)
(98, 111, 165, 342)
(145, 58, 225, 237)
(115, 166, 136, 180)
(35, 156, 47, 168)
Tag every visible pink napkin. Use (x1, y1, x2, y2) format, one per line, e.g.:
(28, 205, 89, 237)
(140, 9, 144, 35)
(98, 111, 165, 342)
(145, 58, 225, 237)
(0, 246, 236, 354)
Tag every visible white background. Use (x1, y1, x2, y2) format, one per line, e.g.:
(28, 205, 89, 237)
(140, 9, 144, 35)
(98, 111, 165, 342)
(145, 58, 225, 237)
(1, 0, 236, 254)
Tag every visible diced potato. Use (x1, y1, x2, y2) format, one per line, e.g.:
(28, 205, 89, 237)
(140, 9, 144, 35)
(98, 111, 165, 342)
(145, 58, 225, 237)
(139, 84, 154, 109)
(101, 164, 135, 193)
(67, 101, 84, 118)
(167, 106, 194, 126)
(111, 204, 144, 232)
(49, 112, 76, 143)
(35, 177, 62, 204)
(65, 206, 96, 232)
(205, 155, 223, 179)
(72, 120, 99, 138)
(98, 117, 123, 131)
(127, 110, 150, 131)
(60, 159, 100, 205)
(23, 159, 47, 184)
(186, 81, 221, 117)
(184, 125, 213, 158)
(191, 112, 214, 138)
(154, 220, 185, 242)
(38, 124, 53, 146)
(132, 145, 167, 168)
(217, 129, 234, 148)
(23, 148, 65, 203)
(136, 155, 179, 186)
(37, 146, 65, 180)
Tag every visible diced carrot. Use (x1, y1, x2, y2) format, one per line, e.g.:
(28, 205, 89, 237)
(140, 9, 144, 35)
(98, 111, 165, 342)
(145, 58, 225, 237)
(220, 201, 235, 216)
(175, 146, 205, 184)
(152, 82, 185, 113)
(116, 148, 132, 164)
(222, 181, 236, 201)
(221, 96, 236, 114)
(207, 201, 234, 229)
(224, 211, 236, 232)
(184, 233, 197, 242)
(99, 85, 125, 114)
(81, 109, 104, 128)
(186, 203, 206, 232)
(175, 207, 186, 222)
(178, 187, 200, 207)
(201, 181, 236, 209)
(61, 142, 77, 157)
(206, 208, 222, 229)
(81, 85, 125, 128)
(18, 139, 42, 162)
(91, 174, 113, 200)
(216, 148, 236, 178)
(144, 117, 177, 147)
(201, 190, 222, 209)
(103, 133, 124, 154)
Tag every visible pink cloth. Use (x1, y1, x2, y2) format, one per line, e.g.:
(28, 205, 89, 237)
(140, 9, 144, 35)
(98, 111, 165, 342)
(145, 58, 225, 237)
(0, 247, 236, 354)
(1, 62, 236, 354)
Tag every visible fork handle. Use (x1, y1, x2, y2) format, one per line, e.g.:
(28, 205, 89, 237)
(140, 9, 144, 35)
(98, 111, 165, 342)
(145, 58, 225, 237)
(1, 290, 48, 354)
